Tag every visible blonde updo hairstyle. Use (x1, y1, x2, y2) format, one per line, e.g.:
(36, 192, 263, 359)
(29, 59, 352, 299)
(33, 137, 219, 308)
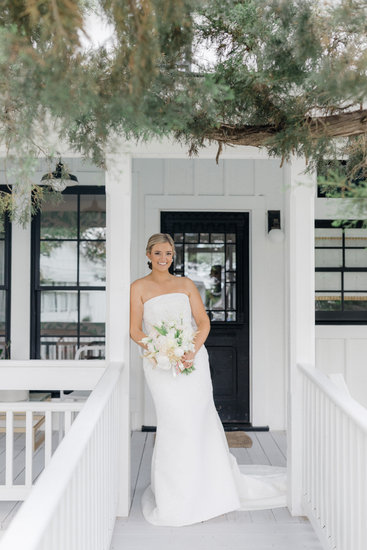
(146, 233, 175, 270)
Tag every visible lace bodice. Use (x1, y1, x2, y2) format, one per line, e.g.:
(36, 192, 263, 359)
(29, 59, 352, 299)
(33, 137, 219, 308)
(143, 292, 195, 334)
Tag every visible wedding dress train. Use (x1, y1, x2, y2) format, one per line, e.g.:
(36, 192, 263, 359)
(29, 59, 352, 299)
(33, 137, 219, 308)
(141, 292, 286, 527)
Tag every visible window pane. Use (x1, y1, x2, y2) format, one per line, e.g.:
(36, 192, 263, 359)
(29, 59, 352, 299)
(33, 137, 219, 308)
(199, 233, 209, 243)
(78, 337, 105, 358)
(79, 242, 106, 286)
(344, 272, 367, 291)
(174, 244, 183, 271)
(41, 195, 77, 239)
(0, 289, 6, 329)
(315, 293, 342, 311)
(40, 291, 78, 335)
(315, 249, 343, 268)
(345, 228, 367, 248)
(226, 311, 236, 321)
(344, 293, 367, 311)
(0, 336, 9, 358)
(208, 265, 225, 309)
(174, 233, 183, 242)
(80, 195, 106, 239)
(226, 244, 236, 270)
(0, 241, 5, 285)
(185, 233, 198, 243)
(226, 233, 236, 243)
(226, 272, 236, 282)
(211, 311, 225, 321)
(40, 242, 77, 286)
(315, 228, 342, 248)
(345, 249, 367, 268)
(80, 291, 105, 336)
(184, 244, 225, 308)
(315, 272, 341, 291)
(226, 283, 236, 310)
(40, 337, 78, 359)
(211, 233, 224, 243)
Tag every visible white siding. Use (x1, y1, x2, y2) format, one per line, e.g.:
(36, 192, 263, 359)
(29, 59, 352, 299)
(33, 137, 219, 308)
(316, 326, 367, 408)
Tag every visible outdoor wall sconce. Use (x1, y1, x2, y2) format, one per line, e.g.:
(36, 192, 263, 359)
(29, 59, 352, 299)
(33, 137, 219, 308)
(41, 159, 78, 192)
(267, 210, 284, 243)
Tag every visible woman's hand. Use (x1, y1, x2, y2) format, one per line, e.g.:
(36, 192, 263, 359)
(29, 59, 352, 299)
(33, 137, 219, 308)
(182, 350, 195, 369)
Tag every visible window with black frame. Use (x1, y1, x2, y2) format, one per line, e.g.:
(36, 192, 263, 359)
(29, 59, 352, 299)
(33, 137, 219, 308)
(0, 201, 11, 357)
(31, 187, 106, 358)
(315, 220, 367, 323)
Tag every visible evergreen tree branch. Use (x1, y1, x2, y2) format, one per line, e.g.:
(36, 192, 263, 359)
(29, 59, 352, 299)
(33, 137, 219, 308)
(204, 109, 367, 147)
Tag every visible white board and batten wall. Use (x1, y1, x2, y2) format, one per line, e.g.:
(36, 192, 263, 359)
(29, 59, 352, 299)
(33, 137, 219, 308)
(130, 157, 288, 431)
(315, 197, 367, 409)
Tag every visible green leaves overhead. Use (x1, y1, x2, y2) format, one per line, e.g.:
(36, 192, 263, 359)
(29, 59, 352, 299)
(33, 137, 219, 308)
(0, 0, 367, 216)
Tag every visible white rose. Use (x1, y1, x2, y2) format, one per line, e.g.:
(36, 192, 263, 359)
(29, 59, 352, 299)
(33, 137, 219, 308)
(156, 355, 171, 370)
(174, 348, 184, 357)
(166, 338, 176, 349)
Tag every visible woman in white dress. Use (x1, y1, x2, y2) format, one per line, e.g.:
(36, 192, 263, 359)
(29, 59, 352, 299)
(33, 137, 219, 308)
(130, 233, 286, 527)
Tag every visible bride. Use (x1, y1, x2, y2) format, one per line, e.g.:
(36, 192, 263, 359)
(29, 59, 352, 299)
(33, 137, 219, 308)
(130, 233, 286, 527)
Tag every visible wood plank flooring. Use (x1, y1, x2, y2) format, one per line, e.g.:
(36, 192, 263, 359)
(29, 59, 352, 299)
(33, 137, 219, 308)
(110, 431, 323, 550)
(0, 430, 60, 535)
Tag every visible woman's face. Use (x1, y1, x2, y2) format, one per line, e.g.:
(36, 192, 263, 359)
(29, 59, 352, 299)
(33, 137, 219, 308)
(147, 242, 174, 272)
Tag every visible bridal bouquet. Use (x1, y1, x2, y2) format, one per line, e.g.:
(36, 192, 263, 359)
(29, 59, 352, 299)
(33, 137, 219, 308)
(140, 319, 197, 377)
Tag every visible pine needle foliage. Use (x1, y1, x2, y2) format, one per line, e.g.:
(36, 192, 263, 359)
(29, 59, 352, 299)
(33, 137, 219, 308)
(0, 0, 367, 218)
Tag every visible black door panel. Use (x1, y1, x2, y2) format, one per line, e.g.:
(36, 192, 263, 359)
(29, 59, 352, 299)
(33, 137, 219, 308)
(161, 212, 250, 424)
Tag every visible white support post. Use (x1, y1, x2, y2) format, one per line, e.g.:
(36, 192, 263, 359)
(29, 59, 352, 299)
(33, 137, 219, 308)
(105, 150, 131, 517)
(285, 156, 316, 515)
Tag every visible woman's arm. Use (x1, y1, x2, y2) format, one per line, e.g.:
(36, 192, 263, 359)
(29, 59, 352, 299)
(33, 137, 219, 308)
(182, 279, 211, 367)
(130, 282, 148, 349)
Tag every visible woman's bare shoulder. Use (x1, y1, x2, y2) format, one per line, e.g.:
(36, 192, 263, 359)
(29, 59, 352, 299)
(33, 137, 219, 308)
(180, 277, 197, 293)
(130, 276, 151, 294)
(131, 275, 151, 286)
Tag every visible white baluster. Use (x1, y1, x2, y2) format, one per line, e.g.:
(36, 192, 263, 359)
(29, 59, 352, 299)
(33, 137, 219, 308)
(5, 411, 13, 487)
(45, 410, 52, 466)
(25, 410, 33, 487)
(64, 410, 72, 433)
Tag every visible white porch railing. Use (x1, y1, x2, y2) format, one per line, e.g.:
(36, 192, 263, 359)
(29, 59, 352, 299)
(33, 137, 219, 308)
(0, 360, 123, 550)
(299, 363, 367, 550)
(0, 401, 84, 500)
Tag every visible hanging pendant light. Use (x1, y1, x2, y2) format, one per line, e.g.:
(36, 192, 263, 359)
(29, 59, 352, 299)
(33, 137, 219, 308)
(41, 160, 78, 192)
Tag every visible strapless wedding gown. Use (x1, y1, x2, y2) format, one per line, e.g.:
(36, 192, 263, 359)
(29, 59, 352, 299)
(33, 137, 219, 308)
(142, 292, 286, 527)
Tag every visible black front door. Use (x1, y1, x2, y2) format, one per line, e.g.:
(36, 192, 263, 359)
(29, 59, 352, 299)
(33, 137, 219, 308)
(161, 212, 250, 426)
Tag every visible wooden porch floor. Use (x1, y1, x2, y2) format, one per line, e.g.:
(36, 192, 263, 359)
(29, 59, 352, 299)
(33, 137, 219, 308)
(110, 431, 323, 550)
(0, 431, 54, 534)
(0, 430, 323, 548)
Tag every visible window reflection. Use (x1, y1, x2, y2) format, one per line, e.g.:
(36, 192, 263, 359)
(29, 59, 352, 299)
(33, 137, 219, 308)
(41, 195, 78, 239)
(80, 290, 106, 336)
(40, 242, 77, 286)
(80, 195, 106, 239)
(172, 232, 237, 322)
(79, 242, 106, 286)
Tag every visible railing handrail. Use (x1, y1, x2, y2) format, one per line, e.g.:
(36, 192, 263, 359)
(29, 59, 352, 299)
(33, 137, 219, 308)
(0, 361, 106, 391)
(0, 360, 107, 367)
(0, 360, 123, 550)
(0, 402, 84, 412)
(299, 363, 367, 433)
